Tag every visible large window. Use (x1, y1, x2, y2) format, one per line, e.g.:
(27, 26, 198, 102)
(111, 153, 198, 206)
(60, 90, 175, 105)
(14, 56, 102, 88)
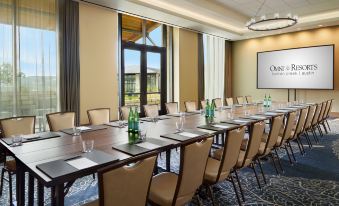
(120, 14, 167, 115)
(0, 0, 59, 131)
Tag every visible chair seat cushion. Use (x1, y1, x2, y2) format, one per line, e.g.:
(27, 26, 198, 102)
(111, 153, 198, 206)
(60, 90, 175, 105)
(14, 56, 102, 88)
(5, 159, 16, 171)
(82, 200, 98, 206)
(275, 136, 283, 146)
(236, 150, 251, 168)
(204, 157, 229, 184)
(212, 148, 223, 160)
(149, 172, 178, 206)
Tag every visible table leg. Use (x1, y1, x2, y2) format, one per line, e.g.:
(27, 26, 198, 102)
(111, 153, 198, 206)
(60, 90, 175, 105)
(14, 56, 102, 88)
(28, 174, 35, 206)
(55, 184, 65, 206)
(51, 186, 56, 206)
(166, 149, 171, 172)
(16, 161, 25, 206)
(38, 181, 44, 206)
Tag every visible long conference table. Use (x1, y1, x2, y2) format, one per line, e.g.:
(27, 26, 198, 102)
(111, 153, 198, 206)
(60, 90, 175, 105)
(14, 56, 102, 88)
(0, 102, 306, 206)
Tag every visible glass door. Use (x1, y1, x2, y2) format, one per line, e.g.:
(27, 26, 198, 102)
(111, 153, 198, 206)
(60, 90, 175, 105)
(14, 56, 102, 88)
(122, 49, 141, 111)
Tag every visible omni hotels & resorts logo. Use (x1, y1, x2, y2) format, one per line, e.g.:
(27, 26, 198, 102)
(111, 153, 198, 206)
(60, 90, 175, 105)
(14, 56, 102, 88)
(269, 64, 318, 76)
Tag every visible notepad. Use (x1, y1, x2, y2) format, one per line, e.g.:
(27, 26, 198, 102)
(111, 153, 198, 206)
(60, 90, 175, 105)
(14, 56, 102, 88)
(250, 115, 266, 119)
(178, 132, 199, 138)
(66, 157, 98, 170)
(23, 134, 40, 139)
(136, 142, 160, 150)
(77, 126, 91, 131)
(233, 119, 250, 123)
(213, 124, 230, 129)
(275, 110, 288, 112)
(265, 112, 278, 115)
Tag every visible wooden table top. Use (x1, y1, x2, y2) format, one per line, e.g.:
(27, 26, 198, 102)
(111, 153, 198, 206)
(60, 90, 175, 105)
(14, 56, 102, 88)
(0, 102, 301, 186)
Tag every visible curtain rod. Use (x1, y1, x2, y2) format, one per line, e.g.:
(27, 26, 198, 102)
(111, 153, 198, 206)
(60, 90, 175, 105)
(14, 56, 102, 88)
(75, 0, 231, 41)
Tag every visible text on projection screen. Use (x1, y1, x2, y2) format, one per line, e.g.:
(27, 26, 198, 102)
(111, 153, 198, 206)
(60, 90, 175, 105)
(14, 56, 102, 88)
(257, 45, 333, 89)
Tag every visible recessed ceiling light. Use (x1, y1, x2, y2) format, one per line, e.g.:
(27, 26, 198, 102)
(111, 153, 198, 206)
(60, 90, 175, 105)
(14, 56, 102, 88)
(318, 24, 323, 27)
(297, 28, 301, 30)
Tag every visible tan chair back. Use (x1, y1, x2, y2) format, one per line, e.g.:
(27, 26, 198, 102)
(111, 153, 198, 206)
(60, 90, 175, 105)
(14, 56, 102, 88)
(143, 104, 159, 118)
(317, 102, 326, 123)
(184, 101, 197, 112)
(200, 100, 207, 109)
(98, 153, 157, 206)
(165, 102, 178, 114)
(319, 101, 328, 122)
(280, 111, 297, 144)
(119, 106, 130, 120)
(245, 96, 253, 103)
(47, 112, 75, 132)
(236, 96, 244, 104)
(304, 105, 316, 130)
(174, 137, 213, 205)
(213, 98, 223, 108)
(263, 115, 284, 154)
(311, 104, 322, 126)
(293, 108, 308, 138)
(226, 98, 234, 106)
(325, 99, 333, 118)
(0, 116, 35, 137)
(87, 108, 110, 125)
(218, 127, 245, 181)
(239, 121, 265, 167)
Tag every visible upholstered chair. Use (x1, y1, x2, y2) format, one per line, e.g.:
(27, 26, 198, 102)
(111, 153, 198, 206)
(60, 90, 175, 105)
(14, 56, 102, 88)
(236, 96, 245, 104)
(203, 127, 245, 205)
(84, 152, 157, 206)
(0, 116, 35, 205)
(213, 98, 223, 108)
(289, 107, 309, 156)
(119, 106, 130, 120)
(143, 104, 159, 118)
(200, 100, 207, 109)
(46, 112, 75, 131)
(165, 102, 179, 114)
(148, 137, 213, 206)
(245, 96, 253, 104)
(87, 108, 110, 125)
(226, 98, 234, 106)
(184, 101, 198, 112)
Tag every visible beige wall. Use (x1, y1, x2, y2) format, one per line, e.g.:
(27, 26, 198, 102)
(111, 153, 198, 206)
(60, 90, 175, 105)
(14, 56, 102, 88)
(79, 3, 119, 124)
(232, 26, 339, 112)
(173, 28, 199, 111)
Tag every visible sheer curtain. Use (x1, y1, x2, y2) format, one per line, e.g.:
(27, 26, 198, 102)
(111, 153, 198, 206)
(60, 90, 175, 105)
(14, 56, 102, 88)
(0, 0, 59, 131)
(203, 34, 225, 100)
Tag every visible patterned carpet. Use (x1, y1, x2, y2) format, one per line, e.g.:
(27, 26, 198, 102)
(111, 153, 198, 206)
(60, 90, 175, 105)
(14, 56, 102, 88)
(1, 120, 339, 206)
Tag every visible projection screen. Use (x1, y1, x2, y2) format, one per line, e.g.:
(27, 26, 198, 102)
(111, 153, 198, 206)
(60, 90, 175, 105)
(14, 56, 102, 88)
(257, 45, 334, 89)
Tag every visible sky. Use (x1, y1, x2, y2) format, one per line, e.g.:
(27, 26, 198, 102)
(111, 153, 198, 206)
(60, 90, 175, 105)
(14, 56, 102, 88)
(0, 23, 162, 77)
(0, 23, 57, 77)
(124, 26, 162, 70)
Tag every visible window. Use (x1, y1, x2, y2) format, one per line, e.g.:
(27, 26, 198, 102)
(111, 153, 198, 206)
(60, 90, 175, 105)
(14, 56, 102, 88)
(0, 0, 59, 131)
(120, 14, 166, 115)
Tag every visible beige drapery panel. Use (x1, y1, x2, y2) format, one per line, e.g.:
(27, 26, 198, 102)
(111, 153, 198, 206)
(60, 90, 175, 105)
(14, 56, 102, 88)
(224, 41, 232, 98)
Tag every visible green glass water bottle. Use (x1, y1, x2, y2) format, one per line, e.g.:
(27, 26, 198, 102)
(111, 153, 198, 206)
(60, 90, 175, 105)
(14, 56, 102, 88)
(264, 94, 267, 107)
(134, 107, 139, 133)
(210, 100, 215, 118)
(205, 99, 210, 118)
(268, 94, 272, 107)
(128, 107, 134, 133)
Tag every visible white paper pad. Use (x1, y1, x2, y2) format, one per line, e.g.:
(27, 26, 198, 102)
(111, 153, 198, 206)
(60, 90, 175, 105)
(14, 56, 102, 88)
(233, 119, 250, 123)
(250, 115, 266, 119)
(275, 110, 288, 112)
(178, 132, 200, 138)
(77, 126, 91, 131)
(23, 134, 40, 139)
(136, 142, 160, 150)
(265, 112, 278, 115)
(66, 157, 98, 170)
(213, 124, 231, 129)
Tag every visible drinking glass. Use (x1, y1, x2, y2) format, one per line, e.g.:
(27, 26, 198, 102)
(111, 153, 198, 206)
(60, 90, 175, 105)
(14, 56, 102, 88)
(12, 135, 23, 146)
(200, 109, 205, 115)
(227, 112, 234, 120)
(82, 139, 94, 153)
(244, 110, 250, 117)
(139, 124, 148, 141)
(117, 120, 125, 128)
(176, 117, 184, 131)
(72, 127, 81, 136)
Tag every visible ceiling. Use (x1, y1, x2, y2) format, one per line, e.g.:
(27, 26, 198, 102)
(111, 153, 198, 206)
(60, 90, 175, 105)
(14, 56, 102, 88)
(81, 0, 339, 40)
